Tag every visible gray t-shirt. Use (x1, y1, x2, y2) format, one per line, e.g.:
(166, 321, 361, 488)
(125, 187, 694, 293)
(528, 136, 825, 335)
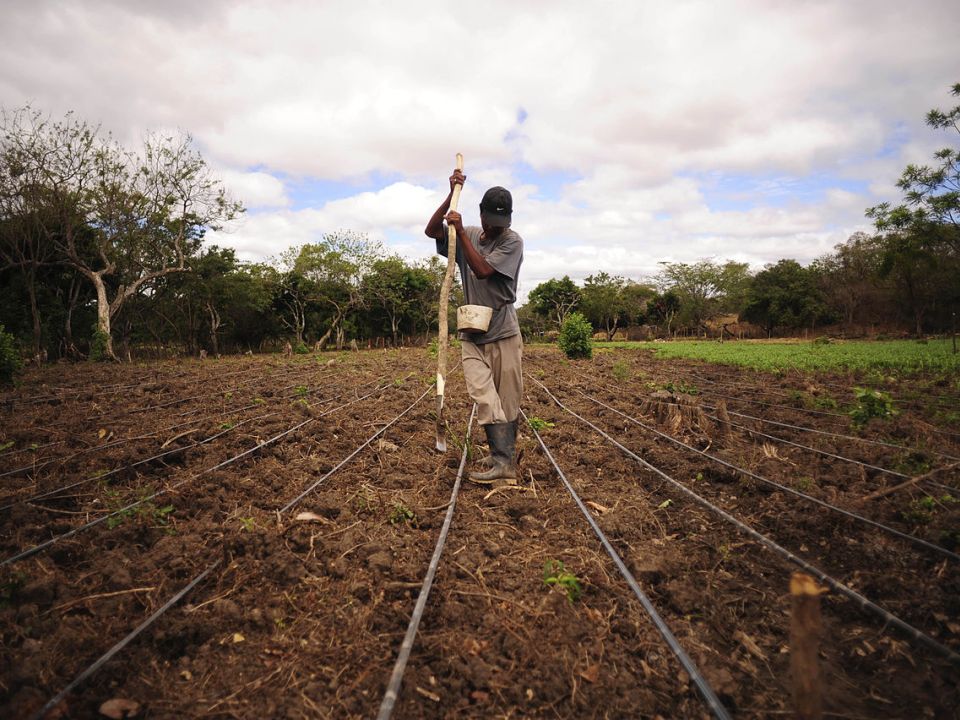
(437, 225, 523, 344)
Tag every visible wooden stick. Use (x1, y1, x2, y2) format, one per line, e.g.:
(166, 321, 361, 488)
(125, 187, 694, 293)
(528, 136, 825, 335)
(790, 572, 824, 720)
(436, 152, 464, 452)
(859, 460, 960, 502)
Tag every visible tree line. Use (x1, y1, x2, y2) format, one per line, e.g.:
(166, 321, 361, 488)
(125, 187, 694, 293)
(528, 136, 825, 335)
(1, 83, 957, 362)
(0, 107, 459, 361)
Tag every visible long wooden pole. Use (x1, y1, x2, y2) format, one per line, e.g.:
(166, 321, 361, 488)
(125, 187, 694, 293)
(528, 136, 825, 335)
(436, 152, 463, 452)
(790, 572, 824, 720)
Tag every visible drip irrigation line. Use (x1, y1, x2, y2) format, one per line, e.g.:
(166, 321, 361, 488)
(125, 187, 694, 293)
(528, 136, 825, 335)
(522, 407, 733, 720)
(24, 372, 437, 717)
(279, 385, 433, 513)
(0, 369, 382, 481)
(569, 387, 960, 563)
(711, 405, 960, 463)
(532, 378, 960, 665)
(377, 404, 477, 720)
(0, 411, 281, 512)
(1, 381, 396, 567)
(29, 559, 222, 720)
(694, 386, 849, 419)
(0, 440, 65, 461)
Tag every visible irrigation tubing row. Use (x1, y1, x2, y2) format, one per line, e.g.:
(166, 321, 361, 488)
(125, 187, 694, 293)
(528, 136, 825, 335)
(532, 378, 960, 665)
(376, 404, 477, 720)
(570, 387, 960, 563)
(0, 380, 398, 567)
(631, 393, 958, 494)
(521, 407, 733, 720)
(29, 559, 223, 720)
(708, 402, 960, 462)
(0, 371, 396, 487)
(28, 372, 443, 718)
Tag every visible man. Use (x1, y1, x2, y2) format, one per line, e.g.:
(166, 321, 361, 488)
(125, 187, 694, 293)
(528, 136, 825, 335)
(425, 168, 524, 483)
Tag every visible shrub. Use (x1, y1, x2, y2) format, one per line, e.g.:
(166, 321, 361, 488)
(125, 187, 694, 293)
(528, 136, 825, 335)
(89, 324, 111, 362)
(558, 312, 593, 359)
(850, 387, 897, 428)
(294, 342, 309, 354)
(0, 325, 21, 384)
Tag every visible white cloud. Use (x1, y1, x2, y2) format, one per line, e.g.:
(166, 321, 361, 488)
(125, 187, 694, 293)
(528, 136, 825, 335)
(2, 0, 958, 302)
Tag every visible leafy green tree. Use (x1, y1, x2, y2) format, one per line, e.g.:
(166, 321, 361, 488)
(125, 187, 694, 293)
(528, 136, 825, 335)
(868, 83, 960, 250)
(361, 255, 429, 345)
(740, 259, 826, 337)
(0, 107, 243, 360)
(811, 232, 886, 332)
(657, 260, 750, 334)
(580, 272, 627, 340)
(647, 289, 681, 337)
(528, 275, 581, 329)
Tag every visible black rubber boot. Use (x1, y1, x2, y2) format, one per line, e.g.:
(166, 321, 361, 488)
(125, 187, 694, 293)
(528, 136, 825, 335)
(478, 419, 518, 468)
(469, 422, 517, 484)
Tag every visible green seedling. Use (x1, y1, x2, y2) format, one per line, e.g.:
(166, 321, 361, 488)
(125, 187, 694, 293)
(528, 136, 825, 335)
(657, 499, 672, 509)
(663, 380, 699, 396)
(543, 560, 582, 603)
(238, 517, 255, 532)
(223, 391, 233, 400)
(393, 377, 405, 387)
(295, 385, 309, 398)
(389, 502, 416, 525)
(254, 397, 265, 405)
(850, 387, 896, 428)
(612, 361, 631, 382)
(220, 421, 235, 430)
(796, 477, 814, 492)
(0, 440, 14, 452)
(901, 494, 957, 525)
(527, 417, 555, 432)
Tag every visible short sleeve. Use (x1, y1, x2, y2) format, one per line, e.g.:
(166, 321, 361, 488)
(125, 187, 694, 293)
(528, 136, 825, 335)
(484, 232, 523, 280)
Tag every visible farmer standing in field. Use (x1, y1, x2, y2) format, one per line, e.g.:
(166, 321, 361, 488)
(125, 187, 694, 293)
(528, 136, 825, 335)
(425, 168, 524, 483)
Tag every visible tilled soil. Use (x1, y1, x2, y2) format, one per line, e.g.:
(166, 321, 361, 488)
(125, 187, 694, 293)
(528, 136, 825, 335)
(1, 346, 958, 719)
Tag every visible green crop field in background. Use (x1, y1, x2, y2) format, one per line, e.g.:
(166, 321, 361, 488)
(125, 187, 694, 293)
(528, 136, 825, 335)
(596, 339, 960, 374)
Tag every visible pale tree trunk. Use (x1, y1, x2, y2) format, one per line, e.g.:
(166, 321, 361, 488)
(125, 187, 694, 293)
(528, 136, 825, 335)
(207, 302, 221, 356)
(91, 272, 118, 361)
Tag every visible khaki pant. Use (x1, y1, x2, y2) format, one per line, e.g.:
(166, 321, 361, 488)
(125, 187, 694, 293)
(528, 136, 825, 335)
(462, 333, 523, 426)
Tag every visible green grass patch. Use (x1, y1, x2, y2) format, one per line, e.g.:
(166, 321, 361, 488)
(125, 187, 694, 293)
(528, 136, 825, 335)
(598, 339, 960, 374)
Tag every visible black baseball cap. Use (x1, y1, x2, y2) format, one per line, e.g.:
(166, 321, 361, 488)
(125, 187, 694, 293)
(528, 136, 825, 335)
(479, 186, 512, 228)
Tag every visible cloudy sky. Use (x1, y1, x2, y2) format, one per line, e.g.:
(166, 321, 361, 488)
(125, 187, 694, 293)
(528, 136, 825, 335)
(2, 0, 958, 301)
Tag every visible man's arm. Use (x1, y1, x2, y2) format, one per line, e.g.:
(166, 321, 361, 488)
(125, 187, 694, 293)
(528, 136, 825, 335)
(425, 169, 466, 240)
(445, 211, 496, 279)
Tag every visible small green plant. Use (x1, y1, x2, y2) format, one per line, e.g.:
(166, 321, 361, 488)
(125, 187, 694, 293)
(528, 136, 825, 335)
(813, 336, 832, 345)
(901, 494, 957, 525)
(849, 387, 897, 428)
(389, 502, 416, 525)
(813, 397, 838, 410)
(254, 397, 265, 405)
(558, 312, 593, 359)
(527, 416, 555, 432)
(0, 325, 21, 385)
(534, 368, 546, 379)
(220, 421, 235, 430)
(295, 385, 308, 398)
(0, 440, 15, 452)
(796, 477, 814, 492)
(354, 486, 375, 514)
(294, 342, 309, 354)
(238, 517, 255, 532)
(223, 391, 233, 400)
(612, 361, 631, 381)
(393, 377, 405, 387)
(543, 560, 582, 603)
(663, 380, 699, 396)
(89, 324, 111, 363)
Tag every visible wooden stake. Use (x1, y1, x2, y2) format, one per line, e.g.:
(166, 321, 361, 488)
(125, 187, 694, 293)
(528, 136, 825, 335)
(790, 572, 824, 720)
(435, 152, 464, 452)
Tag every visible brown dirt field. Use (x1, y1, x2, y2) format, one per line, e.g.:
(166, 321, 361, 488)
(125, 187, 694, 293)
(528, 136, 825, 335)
(1, 346, 958, 719)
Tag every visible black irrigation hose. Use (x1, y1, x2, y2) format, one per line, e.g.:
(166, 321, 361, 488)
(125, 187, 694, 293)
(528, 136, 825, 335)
(522, 408, 733, 720)
(533, 378, 960, 665)
(279, 385, 433, 513)
(29, 559, 222, 720)
(711, 404, 960, 462)
(377, 404, 477, 720)
(571, 387, 960, 563)
(26, 372, 441, 717)
(0, 382, 395, 567)
(1, 376, 397, 507)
